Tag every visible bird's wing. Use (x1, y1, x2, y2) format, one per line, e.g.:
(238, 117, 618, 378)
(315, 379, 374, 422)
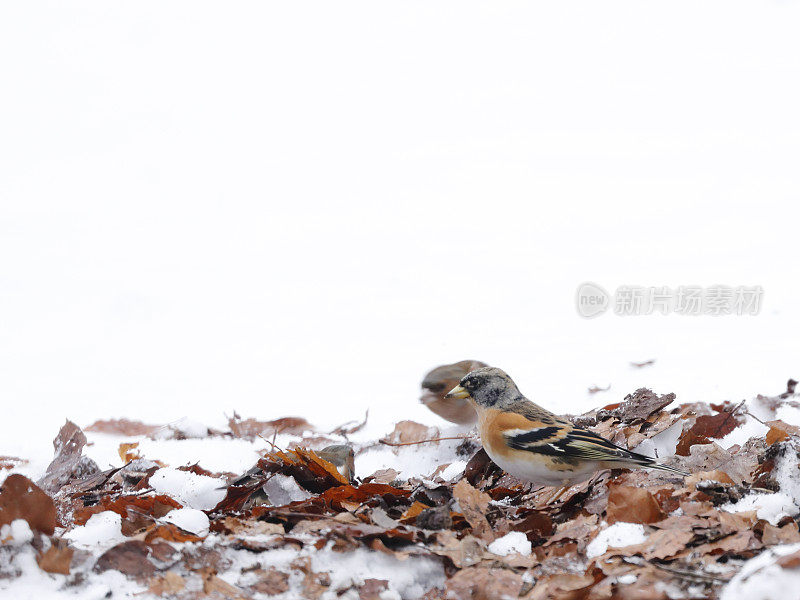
(500, 405, 654, 465)
(498, 401, 688, 476)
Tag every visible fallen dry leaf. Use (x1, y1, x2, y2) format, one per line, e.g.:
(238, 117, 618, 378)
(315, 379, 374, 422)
(38, 420, 87, 494)
(0, 474, 57, 535)
(606, 485, 664, 524)
(93, 540, 156, 582)
(453, 479, 494, 542)
(766, 420, 800, 445)
(228, 414, 314, 440)
(85, 418, 162, 436)
(381, 420, 439, 444)
(147, 571, 185, 594)
(36, 539, 73, 575)
(118, 442, 142, 463)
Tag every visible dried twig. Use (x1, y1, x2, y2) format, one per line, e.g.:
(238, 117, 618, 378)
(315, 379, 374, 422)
(379, 435, 474, 447)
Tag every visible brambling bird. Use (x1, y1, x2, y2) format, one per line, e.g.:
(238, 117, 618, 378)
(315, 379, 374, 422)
(229, 444, 355, 507)
(315, 444, 356, 483)
(445, 367, 687, 490)
(420, 359, 488, 425)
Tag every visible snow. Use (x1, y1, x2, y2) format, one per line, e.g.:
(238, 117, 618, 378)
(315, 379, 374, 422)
(310, 544, 445, 599)
(488, 532, 532, 557)
(718, 414, 770, 451)
(262, 473, 312, 505)
(633, 419, 683, 459)
(355, 435, 467, 481)
(0, 547, 143, 600)
(213, 535, 444, 600)
(162, 507, 210, 536)
(586, 523, 648, 559)
(152, 417, 209, 440)
(149, 468, 227, 510)
(721, 543, 800, 600)
(722, 442, 800, 525)
(0, 519, 33, 546)
(439, 460, 468, 481)
(64, 511, 127, 550)
(722, 493, 799, 527)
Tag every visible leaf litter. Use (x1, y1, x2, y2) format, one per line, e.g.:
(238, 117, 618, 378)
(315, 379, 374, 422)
(2, 382, 800, 598)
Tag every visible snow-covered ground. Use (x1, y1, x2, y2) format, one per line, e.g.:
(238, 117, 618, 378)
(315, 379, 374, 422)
(1, 1, 800, 598)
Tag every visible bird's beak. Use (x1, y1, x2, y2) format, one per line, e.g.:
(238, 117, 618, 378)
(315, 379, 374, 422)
(445, 385, 470, 400)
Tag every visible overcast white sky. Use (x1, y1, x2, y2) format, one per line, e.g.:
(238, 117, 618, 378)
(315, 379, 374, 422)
(1, 1, 799, 459)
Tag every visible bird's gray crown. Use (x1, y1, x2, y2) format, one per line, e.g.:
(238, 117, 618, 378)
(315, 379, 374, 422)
(459, 366, 522, 408)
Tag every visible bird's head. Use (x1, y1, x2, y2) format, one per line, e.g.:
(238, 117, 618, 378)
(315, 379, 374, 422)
(445, 366, 521, 409)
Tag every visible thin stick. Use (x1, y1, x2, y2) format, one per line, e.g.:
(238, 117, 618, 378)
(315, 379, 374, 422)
(378, 435, 474, 447)
(257, 433, 283, 452)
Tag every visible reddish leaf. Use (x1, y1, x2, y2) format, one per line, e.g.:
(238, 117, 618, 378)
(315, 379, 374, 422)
(0, 474, 57, 535)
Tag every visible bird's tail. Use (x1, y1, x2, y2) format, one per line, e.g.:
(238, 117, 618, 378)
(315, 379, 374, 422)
(626, 452, 688, 477)
(646, 462, 689, 477)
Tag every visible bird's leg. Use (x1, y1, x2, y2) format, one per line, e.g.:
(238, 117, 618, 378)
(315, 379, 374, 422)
(545, 483, 570, 505)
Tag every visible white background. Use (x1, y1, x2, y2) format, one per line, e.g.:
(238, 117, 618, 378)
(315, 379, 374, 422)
(1, 1, 799, 461)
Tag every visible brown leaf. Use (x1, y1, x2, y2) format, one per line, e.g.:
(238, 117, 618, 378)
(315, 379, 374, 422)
(430, 532, 487, 569)
(610, 388, 676, 422)
(777, 550, 800, 569)
(766, 420, 800, 445)
(200, 567, 250, 599)
(676, 409, 742, 456)
(381, 420, 439, 444)
(38, 420, 87, 493)
(0, 456, 29, 470)
(692, 530, 761, 559)
(0, 474, 57, 535)
(37, 539, 73, 574)
(94, 540, 156, 582)
(250, 568, 290, 595)
(443, 567, 525, 600)
(606, 485, 664, 524)
(85, 418, 162, 436)
(365, 468, 399, 485)
(763, 522, 800, 545)
(148, 571, 185, 594)
(508, 511, 554, 542)
(228, 414, 314, 440)
(358, 578, 390, 600)
(453, 479, 494, 541)
(685, 469, 735, 491)
(118, 442, 142, 463)
(144, 523, 205, 543)
(400, 501, 429, 522)
(606, 528, 694, 560)
(73, 493, 181, 526)
(526, 573, 597, 600)
(318, 482, 410, 506)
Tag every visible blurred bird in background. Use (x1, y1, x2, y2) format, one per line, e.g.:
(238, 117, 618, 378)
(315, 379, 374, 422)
(420, 359, 487, 425)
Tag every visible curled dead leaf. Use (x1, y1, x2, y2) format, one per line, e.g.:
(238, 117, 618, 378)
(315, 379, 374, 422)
(453, 479, 494, 542)
(606, 485, 664, 525)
